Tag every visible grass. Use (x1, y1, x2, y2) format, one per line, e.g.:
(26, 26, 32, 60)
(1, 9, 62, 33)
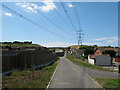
(94, 78, 120, 89)
(66, 53, 116, 72)
(1, 43, 42, 48)
(2, 60, 59, 88)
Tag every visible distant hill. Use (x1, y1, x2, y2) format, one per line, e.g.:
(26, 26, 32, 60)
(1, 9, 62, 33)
(69, 45, 90, 49)
(68, 45, 80, 49)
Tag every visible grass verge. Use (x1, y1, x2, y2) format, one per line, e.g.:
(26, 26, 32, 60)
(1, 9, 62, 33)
(2, 60, 59, 88)
(94, 78, 120, 89)
(66, 53, 115, 72)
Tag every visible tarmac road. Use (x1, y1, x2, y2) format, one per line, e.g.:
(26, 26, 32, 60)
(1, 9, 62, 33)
(48, 57, 103, 89)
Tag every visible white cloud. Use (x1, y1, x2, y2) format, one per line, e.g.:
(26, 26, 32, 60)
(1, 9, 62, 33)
(4, 13, 12, 16)
(31, 3, 38, 9)
(16, 2, 38, 13)
(41, 37, 118, 47)
(83, 42, 101, 45)
(16, 3, 21, 6)
(39, 0, 56, 12)
(94, 36, 118, 46)
(27, 7, 34, 11)
(94, 36, 118, 41)
(42, 42, 76, 47)
(41, 40, 118, 47)
(15, 0, 56, 13)
(42, 42, 102, 47)
(21, 4, 28, 8)
(67, 3, 73, 8)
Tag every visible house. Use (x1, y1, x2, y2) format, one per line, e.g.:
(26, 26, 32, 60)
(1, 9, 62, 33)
(11, 46, 20, 51)
(69, 46, 80, 54)
(75, 49, 84, 58)
(20, 47, 26, 51)
(69, 48, 84, 58)
(70, 45, 80, 49)
(94, 47, 118, 55)
(95, 47, 120, 63)
(88, 47, 114, 66)
(25, 47, 36, 51)
(115, 50, 120, 62)
(0, 48, 10, 51)
(69, 48, 76, 54)
(115, 58, 120, 62)
(88, 54, 111, 66)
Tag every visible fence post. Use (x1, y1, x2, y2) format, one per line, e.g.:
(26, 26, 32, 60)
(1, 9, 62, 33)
(16, 54, 17, 69)
(119, 65, 120, 73)
(24, 54, 26, 69)
(7, 56, 9, 71)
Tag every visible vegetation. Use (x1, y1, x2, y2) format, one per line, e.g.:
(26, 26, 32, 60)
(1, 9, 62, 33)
(1, 41, 42, 48)
(104, 50, 116, 58)
(2, 41, 32, 44)
(70, 45, 95, 59)
(66, 53, 116, 72)
(1, 43, 41, 48)
(69, 45, 115, 49)
(94, 78, 120, 89)
(84, 48, 94, 59)
(84, 48, 94, 55)
(2, 60, 59, 88)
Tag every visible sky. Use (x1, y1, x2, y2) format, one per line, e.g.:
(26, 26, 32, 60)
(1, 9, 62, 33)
(1, 1, 118, 47)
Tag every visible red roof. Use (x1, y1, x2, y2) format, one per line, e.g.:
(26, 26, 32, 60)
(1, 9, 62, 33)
(76, 49, 83, 54)
(97, 48, 118, 52)
(89, 54, 110, 59)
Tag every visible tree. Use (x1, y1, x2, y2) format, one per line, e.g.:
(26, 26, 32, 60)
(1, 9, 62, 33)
(84, 48, 94, 55)
(104, 50, 115, 58)
(13, 41, 21, 44)
(24, 41, 32, 44)
(93, 45, 97, 47)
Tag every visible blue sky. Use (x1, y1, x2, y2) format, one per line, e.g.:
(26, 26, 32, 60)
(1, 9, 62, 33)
(2, 1, 118, 47)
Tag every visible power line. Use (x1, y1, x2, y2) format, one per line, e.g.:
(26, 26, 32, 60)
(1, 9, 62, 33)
(73, 0, 81, 29)
(59, 0, 77, 32)
(73, 1, 84, 45)
(1, 4, 70, 40)
(27, 2, 70, 34)
(48, 1, 74, 31)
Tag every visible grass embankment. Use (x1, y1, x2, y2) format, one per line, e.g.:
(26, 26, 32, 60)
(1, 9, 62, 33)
(94, 78, 120, 89)
(66, 53, 115, 72)
(1, 43, 42, 48)
(2, 60, 59, 88)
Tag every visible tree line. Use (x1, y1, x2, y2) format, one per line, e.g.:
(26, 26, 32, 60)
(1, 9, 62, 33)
(1, 41, 32, 44)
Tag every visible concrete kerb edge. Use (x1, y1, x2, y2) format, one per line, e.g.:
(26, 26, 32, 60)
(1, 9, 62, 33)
(85, 72, 105, 89)
(46, 59, 60, 89)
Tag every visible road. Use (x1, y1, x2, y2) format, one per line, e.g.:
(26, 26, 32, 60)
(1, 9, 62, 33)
(79, 66, 119, 79)
(48, 57, 103, 88)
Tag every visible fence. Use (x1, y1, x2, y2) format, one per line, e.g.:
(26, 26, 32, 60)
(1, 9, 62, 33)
(1, 50, 57, 75)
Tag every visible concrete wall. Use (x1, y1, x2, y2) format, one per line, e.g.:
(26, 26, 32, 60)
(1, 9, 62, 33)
(95, 55, 111, 66)
(88, 55, 94, 65)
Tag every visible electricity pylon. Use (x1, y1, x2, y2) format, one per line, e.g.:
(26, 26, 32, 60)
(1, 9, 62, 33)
(77, 29, 84, 45)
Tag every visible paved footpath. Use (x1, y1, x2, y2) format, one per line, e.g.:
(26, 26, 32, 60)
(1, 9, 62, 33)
(48, 57, 104, 89)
